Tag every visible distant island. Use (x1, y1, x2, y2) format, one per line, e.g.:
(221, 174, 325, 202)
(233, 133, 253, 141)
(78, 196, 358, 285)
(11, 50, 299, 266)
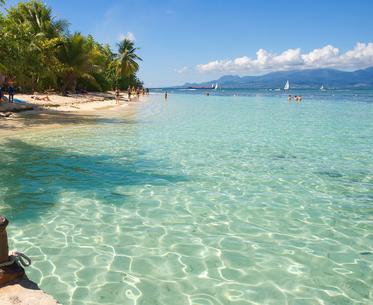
(180, 67, 373, 89)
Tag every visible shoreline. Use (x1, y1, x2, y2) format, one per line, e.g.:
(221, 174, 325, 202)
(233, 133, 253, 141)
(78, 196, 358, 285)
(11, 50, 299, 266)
(0, 91, 146, 138)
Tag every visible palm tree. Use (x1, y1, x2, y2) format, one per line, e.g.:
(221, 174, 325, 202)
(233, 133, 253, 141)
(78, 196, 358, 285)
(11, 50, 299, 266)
(8, 0, 68, 39)
(3, 0, 68, 91)
(57, 33, 99, 93)
(0, 1, 143, 93)
(115, 39, 142, 87)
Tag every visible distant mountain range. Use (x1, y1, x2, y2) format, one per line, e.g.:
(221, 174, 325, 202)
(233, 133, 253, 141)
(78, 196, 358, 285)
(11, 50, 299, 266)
(181, 67, 373, 89)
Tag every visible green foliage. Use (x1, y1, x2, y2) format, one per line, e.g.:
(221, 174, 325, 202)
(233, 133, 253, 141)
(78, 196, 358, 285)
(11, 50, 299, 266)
(0, 0, 143, 92)
(111, 38, 142, 90)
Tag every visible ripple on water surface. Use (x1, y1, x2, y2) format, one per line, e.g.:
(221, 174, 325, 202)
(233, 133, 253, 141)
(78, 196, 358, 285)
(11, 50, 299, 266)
(0, 94, 372, 305)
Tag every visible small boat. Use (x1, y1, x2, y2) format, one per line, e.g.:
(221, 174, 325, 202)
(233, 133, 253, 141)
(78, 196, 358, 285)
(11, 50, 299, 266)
(320, 84, 326, 91)
(284, 80, 290, 91)
(214, 83, 219, 90)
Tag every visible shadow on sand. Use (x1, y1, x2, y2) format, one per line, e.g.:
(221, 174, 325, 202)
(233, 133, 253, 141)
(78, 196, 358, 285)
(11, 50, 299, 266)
(0, 107, 139, 132)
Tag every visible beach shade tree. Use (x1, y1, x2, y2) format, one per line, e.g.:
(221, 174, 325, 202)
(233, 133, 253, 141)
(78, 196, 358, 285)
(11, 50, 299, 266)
(0, 0, 143, 93)
(6, 0, 68, 39)
(56, 33, 101, 94)
(0, 9, 15, 80)
(114, 38, 142, 89)
(1, 17, 52, 91)
(117, 73, 143, 90)
(78, 35, 115, 92)
(0, 13, 5, 74)
(1, 0, 68, 91)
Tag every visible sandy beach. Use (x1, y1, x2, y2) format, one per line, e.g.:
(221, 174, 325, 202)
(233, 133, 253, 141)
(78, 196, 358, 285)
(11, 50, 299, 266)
(0, 91, 144, 137)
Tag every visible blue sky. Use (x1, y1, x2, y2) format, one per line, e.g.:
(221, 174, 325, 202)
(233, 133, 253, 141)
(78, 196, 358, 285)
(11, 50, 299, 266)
(4, 0, 373, 87)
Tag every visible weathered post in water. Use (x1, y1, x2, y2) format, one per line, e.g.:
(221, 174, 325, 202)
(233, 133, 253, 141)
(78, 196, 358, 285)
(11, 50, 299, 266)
(0, 216, 25, 285)
(0, 216, 9, 262)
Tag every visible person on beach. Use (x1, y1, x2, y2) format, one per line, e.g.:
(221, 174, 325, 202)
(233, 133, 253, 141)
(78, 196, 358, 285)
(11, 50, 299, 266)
(128, 90, 131, 101)
(31, 94, 51, 101)
(165, 91, 168, 99)
(8, 85, 14, 103)
(136, 88, 140, 99)
(115, 89, 120, 104)
(146, 88, 149, 95)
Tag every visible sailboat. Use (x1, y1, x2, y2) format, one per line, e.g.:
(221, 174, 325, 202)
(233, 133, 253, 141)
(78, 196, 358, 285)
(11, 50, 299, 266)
(214, 83, 219, 90)
(320, 84, 326, 91)
(284, 80, 290, 91)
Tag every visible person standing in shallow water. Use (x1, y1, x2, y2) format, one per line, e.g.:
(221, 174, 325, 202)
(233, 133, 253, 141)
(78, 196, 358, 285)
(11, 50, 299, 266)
(165, 92, 168, 99)
(128, 90, 131, 101)
(115, 88, 120, 104)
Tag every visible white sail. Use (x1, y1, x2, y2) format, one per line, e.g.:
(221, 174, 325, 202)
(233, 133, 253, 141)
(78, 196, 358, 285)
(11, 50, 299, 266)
(284, 80, 290, 90)
(214, 83, 219, 90)
(320, 85, 325, 91)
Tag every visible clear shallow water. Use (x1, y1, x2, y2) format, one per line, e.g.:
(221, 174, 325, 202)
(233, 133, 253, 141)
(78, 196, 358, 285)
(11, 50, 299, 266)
(157, 88, 373, 104)
(0, 93, 372, 305)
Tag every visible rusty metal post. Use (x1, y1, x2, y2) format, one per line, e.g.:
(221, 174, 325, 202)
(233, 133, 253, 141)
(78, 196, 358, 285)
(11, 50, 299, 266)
(0, 216, 25, 286)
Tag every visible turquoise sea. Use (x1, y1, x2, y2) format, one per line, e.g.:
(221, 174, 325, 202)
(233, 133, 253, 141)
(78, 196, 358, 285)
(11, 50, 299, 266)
(0, 91, 372, 305)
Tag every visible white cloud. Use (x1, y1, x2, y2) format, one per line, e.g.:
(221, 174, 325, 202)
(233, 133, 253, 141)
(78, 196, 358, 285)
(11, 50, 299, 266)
(197, 42, 373, 74)
(340, 42, 373, 68)
(118, 32, 135, 42)
(175, 66, 189, 74)
(301, 45, 339, 67)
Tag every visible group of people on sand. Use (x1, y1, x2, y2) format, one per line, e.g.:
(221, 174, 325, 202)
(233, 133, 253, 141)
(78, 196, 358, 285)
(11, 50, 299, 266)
(288, 95, 302, 102)
(2, 80, 150, 105)
(0, 83, 15, 103)
(123, 86, 149, 102)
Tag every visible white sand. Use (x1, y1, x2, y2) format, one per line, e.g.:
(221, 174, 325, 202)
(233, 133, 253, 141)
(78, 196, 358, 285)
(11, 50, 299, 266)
(0, 91, 146, 137)
(16, 91, 129, 112)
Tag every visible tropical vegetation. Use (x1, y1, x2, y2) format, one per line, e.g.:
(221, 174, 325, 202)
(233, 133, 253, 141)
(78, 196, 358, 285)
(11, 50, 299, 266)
(0, 0, 143, 93)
